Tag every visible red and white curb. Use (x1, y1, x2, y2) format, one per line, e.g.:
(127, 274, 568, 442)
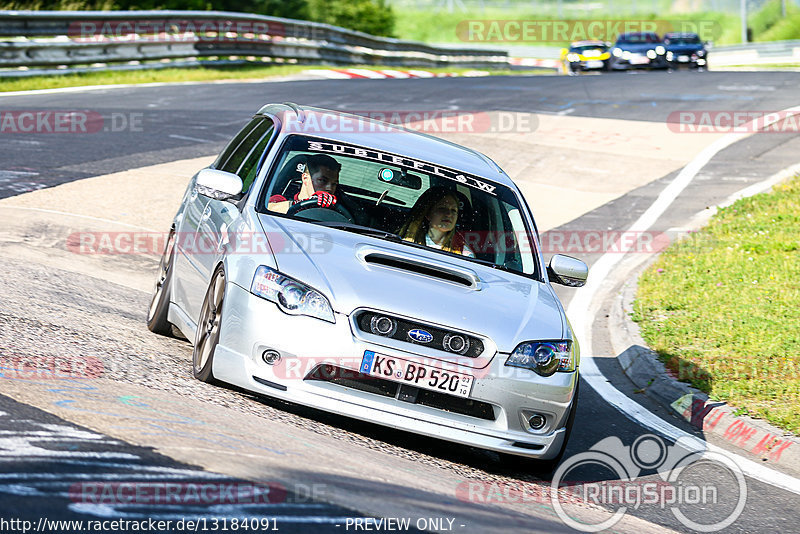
(509, 57, 562, 69)
(302, 68, 488, 79)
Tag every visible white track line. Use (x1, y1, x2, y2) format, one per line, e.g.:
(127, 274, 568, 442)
(567, 105, 800, 495)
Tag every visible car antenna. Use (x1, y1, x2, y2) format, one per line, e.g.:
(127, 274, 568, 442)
(283, 102, 306, 123)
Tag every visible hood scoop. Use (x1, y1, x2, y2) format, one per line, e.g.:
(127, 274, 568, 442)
(358, 246, 481, 290)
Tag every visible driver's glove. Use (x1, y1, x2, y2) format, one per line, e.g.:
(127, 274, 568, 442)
(294, 191, 337, 208)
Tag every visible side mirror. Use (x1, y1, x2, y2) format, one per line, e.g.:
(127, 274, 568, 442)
(196, 168, 243, 202)
(547, 254, 588, 287)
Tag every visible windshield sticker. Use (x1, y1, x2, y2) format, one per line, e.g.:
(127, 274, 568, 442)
(306, 140, 497, 195)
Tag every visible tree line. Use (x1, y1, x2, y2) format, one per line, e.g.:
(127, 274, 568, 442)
(2, 0, 397, 37)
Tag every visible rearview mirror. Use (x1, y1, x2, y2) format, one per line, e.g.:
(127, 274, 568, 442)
(377, 168, 422, 189)
(196, 168, 243, 202)
(547, 254, 588, 287)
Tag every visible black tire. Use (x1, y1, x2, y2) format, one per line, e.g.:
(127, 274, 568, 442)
(146, 228, 176, 336)
(500, 379, 580, 476)
(193, 267, 226, 384)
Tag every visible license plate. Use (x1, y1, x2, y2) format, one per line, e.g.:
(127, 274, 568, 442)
(585, 60, 604, 69)
(630, 56, 650, 65)
(678, 55, 689, 62)
(360, 351, 474, 398)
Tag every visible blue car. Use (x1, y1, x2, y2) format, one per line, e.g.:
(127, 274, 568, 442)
(663, 32, 708, 69)
(610, 32, 667, 70)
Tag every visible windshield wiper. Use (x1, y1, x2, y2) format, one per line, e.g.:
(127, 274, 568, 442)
(464, 255, 510, 271)
(317, 222, 403, 242)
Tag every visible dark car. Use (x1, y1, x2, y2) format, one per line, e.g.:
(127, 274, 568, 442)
(663, 32, 708, 69)
(561, 40, 611, 73)
(609, 32, 667, 70)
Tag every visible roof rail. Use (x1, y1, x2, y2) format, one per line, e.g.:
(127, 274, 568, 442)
(282, 102, 306, 123)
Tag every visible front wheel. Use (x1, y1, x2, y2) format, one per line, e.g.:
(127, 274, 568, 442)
(193, 267, 226, 384)
(147, 228, 176, 336)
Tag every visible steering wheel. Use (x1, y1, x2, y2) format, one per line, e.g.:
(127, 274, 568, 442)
(286, 197, 355, 222)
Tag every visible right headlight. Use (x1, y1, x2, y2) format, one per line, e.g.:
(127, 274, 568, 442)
(505, 341, 575, 377)
(250, 265, 335, 323)
(612, 47, 622, 57)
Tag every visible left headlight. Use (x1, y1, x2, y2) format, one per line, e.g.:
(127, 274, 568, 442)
(505, 341, 575, 377)
(251, 265, 335, 323)
(656, 45, 666, 55)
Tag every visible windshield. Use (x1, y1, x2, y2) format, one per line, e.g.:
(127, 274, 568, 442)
(664, 35, 702, 45)
(260, 135, 539, 278)
(617, 33, 660, 44)
(570, 44, 607, 53)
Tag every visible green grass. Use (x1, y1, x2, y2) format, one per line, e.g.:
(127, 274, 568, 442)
(758, 12, 800, 41)
(0, 63, 552, 93)
(633, 175, 800, 435)
(750, 0, 800, 41)
(0, 64, 316, 92)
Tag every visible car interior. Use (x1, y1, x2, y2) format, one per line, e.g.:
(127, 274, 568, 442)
(263, 147, 531, 274)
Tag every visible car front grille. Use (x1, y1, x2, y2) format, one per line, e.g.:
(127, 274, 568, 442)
(355, 311, 485, 358)
(305, 365, 497, 421)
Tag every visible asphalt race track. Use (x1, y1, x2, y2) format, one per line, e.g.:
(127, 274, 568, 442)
(1, 71, 799, 533)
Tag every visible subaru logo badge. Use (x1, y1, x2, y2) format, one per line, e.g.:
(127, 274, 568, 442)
(408, 329, 433, 343)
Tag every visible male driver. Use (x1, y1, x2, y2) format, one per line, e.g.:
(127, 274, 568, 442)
(268, 154, 340, 214)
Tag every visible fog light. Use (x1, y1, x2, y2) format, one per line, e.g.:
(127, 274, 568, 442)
(528, 413, 546, 430)
(370, 315, 397, 336)
(443, 333, 470, 354)
(261, 350, 281, 365)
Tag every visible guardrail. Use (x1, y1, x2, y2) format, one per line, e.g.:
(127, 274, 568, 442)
(0, 10, 509, 76)
(709, 40, 800, 67)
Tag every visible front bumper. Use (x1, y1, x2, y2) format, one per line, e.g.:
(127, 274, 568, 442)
(611, 55, 668, 69)
(213, 282, 578, 459)
(569, 59, 608, 71)
(667, 54, 707, 68)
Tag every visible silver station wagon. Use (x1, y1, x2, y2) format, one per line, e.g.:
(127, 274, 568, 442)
(147, 103, 588, 470)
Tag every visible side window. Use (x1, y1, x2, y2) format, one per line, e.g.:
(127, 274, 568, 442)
(237, 122, 275, 194)
(219, 119, 273, 176)
(213, 117, 260, 170)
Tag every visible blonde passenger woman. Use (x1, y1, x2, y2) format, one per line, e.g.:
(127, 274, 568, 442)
(398, 186, 475, 257)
